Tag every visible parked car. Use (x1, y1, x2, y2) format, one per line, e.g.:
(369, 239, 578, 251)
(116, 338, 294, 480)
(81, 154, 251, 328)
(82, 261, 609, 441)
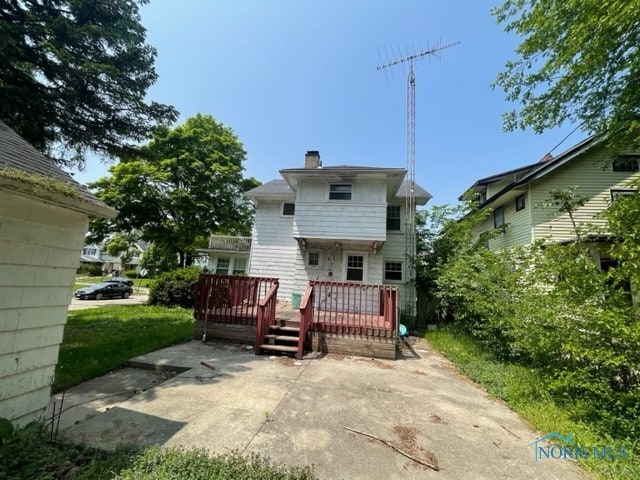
(75, 282, 133, 300)
(105, 276, 134, 286)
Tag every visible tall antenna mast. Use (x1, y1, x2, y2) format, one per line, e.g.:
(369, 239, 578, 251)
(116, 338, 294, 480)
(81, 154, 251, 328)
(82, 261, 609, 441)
(377, 41, 459, 320)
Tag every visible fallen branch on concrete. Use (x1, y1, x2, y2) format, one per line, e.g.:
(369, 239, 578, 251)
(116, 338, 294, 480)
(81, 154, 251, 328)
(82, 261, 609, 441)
(344, 426, 439, 471)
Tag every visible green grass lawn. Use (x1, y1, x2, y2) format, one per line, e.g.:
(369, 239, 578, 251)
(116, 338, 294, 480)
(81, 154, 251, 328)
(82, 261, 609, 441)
(54, 305, 194, 391)
(426, 328, 638, 480)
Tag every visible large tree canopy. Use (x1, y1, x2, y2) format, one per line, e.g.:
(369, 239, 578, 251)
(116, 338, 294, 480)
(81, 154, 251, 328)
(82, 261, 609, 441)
(0, 0, 177, 167)
(493, 0, 640, 148)
(90, 114, 260, 268)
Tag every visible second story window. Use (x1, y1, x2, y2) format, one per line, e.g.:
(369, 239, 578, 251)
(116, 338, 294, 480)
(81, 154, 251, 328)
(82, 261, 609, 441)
(386, 206, 401, 231)
(494, 207, 505, 228)
(329, 183, 352, 200)
(613, 155, 640, 172)
(282, 203, 295, 216)
(515, 194, 525, 212)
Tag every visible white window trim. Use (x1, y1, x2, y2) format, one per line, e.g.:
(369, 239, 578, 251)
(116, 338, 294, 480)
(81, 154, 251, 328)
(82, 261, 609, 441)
(307, 250, 321, 268)
(328, 183, 353, 201)
(281, 202, 295, 217)
(386, 204, 403, 233)
(383, 259, 404, 283)
(342, 251, 368, 283)
(214, 256, 231, 275)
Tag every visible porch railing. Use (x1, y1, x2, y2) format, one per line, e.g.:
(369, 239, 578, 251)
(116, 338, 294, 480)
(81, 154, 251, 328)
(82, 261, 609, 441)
(194, 274, 278, 326)
(207, 235, 252, 252)
(254, 282, 279, 354)
(300, 280, 398, 338)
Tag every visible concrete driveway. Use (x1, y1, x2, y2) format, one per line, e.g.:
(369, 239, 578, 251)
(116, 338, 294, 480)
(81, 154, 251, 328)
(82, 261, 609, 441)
(51, 339, 590, 480)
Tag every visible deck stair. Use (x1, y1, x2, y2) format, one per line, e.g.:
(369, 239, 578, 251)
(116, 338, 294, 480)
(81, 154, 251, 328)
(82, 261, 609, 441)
(259, 319, 301, 356)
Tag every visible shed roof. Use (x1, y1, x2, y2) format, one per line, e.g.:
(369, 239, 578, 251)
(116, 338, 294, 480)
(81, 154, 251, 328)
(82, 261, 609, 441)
(0, 120, 115, 218)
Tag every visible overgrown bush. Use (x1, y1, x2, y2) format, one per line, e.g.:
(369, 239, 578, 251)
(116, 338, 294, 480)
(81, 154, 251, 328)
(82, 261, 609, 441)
(148, 267, 203, 308)
(124, 269, 138, 279)
(437, 241, 640, 437)
(79, 264, 103, 277)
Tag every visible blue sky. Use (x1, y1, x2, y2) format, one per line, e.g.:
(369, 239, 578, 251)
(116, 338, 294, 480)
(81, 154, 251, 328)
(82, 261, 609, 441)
(72, 0, 582, 207)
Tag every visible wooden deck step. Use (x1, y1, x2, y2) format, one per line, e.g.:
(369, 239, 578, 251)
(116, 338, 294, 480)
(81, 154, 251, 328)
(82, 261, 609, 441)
(260, 344, 299, 353)
(269, 325, 300, 334)
(264, 334, 299, 343)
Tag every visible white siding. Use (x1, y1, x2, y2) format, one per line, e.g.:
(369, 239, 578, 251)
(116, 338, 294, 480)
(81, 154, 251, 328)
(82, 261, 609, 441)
(293, 203, 386, 241)
(0, 191, 88, 426)
(298, 179, 387, 203)
(248, 201, 297, 302)
(379, 225, 413, 311)
(293, 178, 387, 241)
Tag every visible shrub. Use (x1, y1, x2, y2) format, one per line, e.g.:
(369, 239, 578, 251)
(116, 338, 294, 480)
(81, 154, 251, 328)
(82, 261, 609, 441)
(82, 264, 104, 277)
(124, 269, 138, 279)
(148, 267, 203, 308)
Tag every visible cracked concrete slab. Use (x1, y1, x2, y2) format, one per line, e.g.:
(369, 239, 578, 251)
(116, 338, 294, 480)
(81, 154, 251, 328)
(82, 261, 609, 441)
(53, 339, 591, 480)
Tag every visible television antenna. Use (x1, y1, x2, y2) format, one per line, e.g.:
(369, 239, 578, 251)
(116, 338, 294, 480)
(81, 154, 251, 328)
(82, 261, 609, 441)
(377, 41, 459, 320)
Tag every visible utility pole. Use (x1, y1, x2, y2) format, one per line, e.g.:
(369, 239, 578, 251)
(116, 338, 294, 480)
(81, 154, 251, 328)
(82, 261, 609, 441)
(377, 41, 459, 322)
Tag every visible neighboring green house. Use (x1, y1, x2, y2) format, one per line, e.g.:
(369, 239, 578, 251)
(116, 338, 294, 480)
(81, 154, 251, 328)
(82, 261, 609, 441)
(462, 136, 640, 266)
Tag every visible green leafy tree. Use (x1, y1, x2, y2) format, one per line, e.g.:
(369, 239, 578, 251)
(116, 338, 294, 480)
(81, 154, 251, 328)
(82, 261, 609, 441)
(493, 0, 640, 149)
(90, 114, 260, 268)
(0, 0, 177, 167)
(139, 243, 178, 277)
(103, 231, 139, 266)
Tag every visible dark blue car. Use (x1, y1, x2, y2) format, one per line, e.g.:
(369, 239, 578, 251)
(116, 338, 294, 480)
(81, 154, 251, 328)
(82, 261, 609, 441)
(75, 282, 133, 300)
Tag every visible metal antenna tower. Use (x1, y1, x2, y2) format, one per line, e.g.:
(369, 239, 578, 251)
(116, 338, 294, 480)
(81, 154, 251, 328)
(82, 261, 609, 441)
(377, 41, 459, 320)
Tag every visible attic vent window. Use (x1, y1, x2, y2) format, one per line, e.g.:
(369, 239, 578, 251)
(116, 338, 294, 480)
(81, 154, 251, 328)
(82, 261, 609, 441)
(613, 155, 640, 172)
(329, 183, 352, 200)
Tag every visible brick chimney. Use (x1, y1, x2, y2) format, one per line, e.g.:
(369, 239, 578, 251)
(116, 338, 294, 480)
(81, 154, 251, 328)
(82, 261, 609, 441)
(304, 150, 321, 169)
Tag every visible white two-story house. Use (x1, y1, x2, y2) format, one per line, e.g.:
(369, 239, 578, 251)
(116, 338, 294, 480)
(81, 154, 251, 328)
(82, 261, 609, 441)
(242, 151, 431, 312)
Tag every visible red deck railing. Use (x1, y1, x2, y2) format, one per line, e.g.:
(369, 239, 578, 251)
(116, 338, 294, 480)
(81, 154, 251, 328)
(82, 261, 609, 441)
(299, 281, 398, 338)
(194, 274, 279, 326)
(254, 282, 279, 354)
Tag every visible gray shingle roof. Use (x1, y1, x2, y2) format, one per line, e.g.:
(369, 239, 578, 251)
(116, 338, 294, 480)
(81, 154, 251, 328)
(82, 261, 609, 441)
(0, 119, 106, 207)
(244, 179, 295, 198)
(396, 180, 431, 203)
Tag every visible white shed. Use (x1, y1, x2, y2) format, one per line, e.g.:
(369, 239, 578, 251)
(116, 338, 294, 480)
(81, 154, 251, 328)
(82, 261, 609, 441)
(0, 120, 116, 426)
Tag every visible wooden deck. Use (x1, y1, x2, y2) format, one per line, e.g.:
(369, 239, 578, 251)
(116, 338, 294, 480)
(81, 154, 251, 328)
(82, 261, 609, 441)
(194, 277, 400, 360)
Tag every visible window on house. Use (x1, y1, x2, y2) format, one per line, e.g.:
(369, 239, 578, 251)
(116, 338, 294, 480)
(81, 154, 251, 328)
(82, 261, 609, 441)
(515, 194, 525, 212)
(83, 247, 97, 256)
(346, 255, 364, 281)
(494, 207, 505, 228)
(215, 257, 230, 275)
(600, 258, 632, 302)
(612, 155, 640, 172)
(307, 251, 319, 267)
(232, 258, 247, 275)
(386, 205, 401, 231)
(384, 261, 403, 281)
(329, 183, 352, 200)
(610, 189, 637, 201)
(282, 203, 295, 216)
